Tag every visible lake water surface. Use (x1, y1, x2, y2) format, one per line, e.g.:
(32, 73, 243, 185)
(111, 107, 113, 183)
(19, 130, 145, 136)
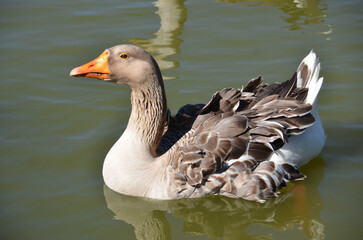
(1, 0, 362, 239)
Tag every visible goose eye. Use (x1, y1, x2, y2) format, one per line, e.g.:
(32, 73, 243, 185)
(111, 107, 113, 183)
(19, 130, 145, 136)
(119, 53, 129, 59)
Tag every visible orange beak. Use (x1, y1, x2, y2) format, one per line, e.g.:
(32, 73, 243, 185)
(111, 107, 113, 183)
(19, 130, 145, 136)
(70, 50, 110, 80)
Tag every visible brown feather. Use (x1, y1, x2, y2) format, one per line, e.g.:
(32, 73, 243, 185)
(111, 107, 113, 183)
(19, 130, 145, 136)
(163, 68, 317, 202)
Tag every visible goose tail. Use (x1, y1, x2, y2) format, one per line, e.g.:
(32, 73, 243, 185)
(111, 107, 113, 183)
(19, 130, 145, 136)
(268, 51, 326, 167)
(296, 50, 324, 106)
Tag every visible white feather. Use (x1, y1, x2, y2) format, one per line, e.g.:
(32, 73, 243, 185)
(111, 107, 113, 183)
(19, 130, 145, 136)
(270, 51, 326, 166)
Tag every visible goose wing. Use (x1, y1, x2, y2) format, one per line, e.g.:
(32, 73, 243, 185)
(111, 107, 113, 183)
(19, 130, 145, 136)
(166, 75, 313, 201)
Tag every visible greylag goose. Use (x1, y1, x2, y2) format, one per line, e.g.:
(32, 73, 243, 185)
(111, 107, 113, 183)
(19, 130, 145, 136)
(70, 45, 325, 202)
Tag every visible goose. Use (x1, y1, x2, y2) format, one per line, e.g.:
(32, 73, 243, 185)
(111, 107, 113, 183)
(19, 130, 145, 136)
(70, 44, 325, 202)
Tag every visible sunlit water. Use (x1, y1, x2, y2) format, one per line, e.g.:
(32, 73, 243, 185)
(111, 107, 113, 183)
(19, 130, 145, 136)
(1, 0, 362, 239)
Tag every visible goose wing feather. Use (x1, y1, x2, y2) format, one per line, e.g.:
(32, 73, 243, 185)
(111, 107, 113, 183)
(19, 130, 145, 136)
(164, 74, 311, 201)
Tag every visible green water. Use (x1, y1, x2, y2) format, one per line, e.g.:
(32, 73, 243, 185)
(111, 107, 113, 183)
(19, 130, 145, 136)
(1, 0, 362, 239)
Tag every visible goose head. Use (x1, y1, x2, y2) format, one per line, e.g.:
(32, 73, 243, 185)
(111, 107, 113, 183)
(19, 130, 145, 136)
(70, 44, 162, 88)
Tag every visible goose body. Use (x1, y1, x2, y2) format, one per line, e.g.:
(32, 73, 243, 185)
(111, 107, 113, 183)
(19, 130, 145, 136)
(70, 45, 325, 202)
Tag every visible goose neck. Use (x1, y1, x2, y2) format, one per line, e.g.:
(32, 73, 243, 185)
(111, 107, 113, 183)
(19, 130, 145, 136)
(127, 80, 167, 156)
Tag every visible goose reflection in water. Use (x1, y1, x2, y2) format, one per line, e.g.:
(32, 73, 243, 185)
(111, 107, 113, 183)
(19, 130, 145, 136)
(128, 0, 331, 79)
(220, 0, 332, 37)
(129, 0, 187, 78)
(129, 0, 332, 76)
(104, 157, 326, 240)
